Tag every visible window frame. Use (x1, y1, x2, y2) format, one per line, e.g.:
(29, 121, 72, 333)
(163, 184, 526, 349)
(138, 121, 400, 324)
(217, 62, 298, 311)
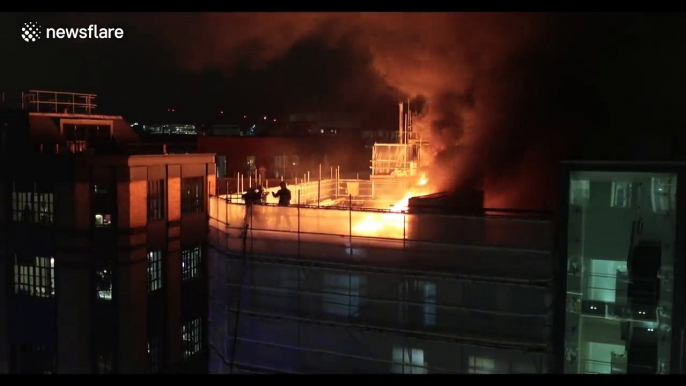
(147, 179, 166, 221)
(181, 318, 202, 359)
(181, 177, 204, 214)
(147, 251, 163, 293)
(14, 255, 55, 298)
(181, 245, 202, 281)
(12, 182, 54, 225)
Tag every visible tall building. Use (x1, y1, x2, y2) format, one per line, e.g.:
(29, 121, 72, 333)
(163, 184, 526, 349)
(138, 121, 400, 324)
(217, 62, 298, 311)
(0, 90, 216, 374)
(558, 162, 686, 374)
(204, 102, 557, 374)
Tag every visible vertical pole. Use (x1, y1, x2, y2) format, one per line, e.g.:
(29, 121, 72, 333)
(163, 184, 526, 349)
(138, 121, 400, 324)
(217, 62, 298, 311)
(403, 211, 406, 248)
(298, 190, 301, 246)
(348, 194, 353, 255)
(318, 163, 321, 208)
(236, 173, 239, 194)
(330, 166, 333, 180)
(226, 181, 229, 199)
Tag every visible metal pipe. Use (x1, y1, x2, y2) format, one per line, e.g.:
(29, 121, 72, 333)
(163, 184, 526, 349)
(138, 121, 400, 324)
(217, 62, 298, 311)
(208, 243, 552, 288)
(222, 282, 548, 318)
(225, 335, 442, 373)
(222, 307, 550, 352)
(349, 194, 352, 255)
(403, 212, 406, 249)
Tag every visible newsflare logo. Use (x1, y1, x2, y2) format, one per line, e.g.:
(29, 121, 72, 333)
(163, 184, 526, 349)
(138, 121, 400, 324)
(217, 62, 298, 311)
(21, 22, 41, 42)
(22, 22, 124, 43)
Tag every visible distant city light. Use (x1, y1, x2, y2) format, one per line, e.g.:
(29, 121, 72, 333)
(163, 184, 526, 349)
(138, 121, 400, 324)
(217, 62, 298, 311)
(263, 116, 267, 120)
(220, 111, 224, 114)
(273, 118, 277, 122)
(243, 115, 247, 119)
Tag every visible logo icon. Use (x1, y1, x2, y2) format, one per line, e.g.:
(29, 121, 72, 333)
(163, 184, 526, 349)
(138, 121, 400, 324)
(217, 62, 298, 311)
(22, 22, 41, 42)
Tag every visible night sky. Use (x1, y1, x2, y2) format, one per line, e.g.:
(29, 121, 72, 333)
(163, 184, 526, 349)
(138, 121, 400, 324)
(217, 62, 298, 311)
(3, 12, 686, 209)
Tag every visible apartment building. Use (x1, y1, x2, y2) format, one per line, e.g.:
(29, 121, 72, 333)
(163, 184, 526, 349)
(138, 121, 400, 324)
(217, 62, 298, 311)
(0, 91, 216, 374)
(558, 161, 686, 374)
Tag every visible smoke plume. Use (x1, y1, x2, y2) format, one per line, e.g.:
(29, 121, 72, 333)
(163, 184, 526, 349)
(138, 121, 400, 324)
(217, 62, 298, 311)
(127, 12, 686, 210)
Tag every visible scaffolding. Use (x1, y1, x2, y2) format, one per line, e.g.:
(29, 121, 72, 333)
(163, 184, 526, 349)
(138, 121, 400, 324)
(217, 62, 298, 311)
(207, 188, 556, 374)
(370, 101, 429, 179)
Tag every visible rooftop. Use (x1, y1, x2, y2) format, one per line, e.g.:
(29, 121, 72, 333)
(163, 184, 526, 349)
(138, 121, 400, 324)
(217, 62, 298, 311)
(208, 193, 554, 283)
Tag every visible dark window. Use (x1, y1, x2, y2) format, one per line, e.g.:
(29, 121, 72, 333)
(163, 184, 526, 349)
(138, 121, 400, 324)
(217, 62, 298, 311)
(147, 337, 160, 373)
(182, 318, 202, 359)
(13, 344, 56, 374)
(181, 246, 201, 281)
(96, 352, 113, 374)
(94, 183, 114, 227)
(12, 182, 54, 224)
(14, 255, 54, 298)
(63, 124, 112, 151)
(66, 140, 87, 153)
(147, 251, 163, 293)
(181, 177, 204, 214)
(147, 179, 165, 221)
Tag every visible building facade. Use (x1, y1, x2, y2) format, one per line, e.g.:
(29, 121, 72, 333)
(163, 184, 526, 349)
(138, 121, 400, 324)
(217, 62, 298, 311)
(0, 95, 216, 374)
(206, 194, 556, 374)
(558, 161, 686, 374)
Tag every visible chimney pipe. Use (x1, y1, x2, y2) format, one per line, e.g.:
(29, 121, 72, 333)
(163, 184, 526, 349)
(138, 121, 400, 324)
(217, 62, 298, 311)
(398, 102, 404, 144)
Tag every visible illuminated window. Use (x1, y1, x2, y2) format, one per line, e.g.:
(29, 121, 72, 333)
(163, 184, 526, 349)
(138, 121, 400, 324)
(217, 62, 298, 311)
(182, 318, 202, 359)
(322, 274, 366, 318)
(181, 245, 201, 281)
(468, 356, 495, 374)
(14, 256, 54, 298)
(147, 179, 165, 221)
(181, 177, 204, 214)
(96, 352, 113, 374)
(95, 259, 112, 301)
(94, 183, 114, 227)
(148, 337, 160, 373)
(611, 182, 632, 208)
(570, 179, 590, 206)
(147, 251, 163, 293)
(392, 347, 427, 374)
(12, 182, 54, 224)
(399, 280, 436, 327)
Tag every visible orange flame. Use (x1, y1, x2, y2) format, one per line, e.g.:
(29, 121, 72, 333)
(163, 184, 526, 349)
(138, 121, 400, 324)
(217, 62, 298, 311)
(352, 175, 432, 236)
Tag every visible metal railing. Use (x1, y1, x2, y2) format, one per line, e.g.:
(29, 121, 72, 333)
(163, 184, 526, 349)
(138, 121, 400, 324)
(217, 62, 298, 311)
(22, 90, 97, 114)
(210, 194, 554, 253)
